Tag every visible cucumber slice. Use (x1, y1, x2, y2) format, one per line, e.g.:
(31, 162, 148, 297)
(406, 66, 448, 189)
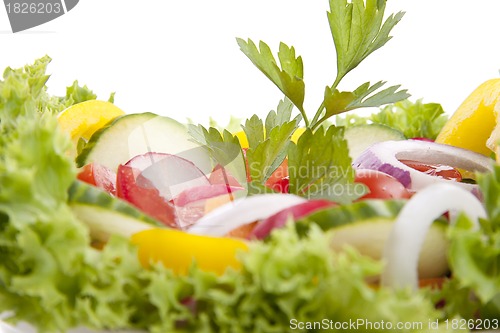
(344, 124, 405, 161)
(68, 180, 163, 242)
(328, 217, 449, 280)
(296, 199, 406, 233)
(76, 112, 204, 171)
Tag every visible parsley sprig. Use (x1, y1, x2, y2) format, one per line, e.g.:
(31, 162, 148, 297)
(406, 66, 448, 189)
(237, 0, 409, 130)
(192, 0, 406, 203)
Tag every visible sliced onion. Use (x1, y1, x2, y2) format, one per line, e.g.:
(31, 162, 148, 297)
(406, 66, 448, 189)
(381, 182, 487, 290)
(353, 140, 493, 191)
(187, 194, 307, 236)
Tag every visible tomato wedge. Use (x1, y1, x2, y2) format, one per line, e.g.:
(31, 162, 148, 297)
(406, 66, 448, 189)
(355, 169, 411, 200)
(77, 163, 117, 195)
(399, 160, 462, 182)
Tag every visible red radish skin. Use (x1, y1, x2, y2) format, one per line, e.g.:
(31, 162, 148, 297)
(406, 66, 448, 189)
(208, 164, 242, 187)
(116, 164, 177, 228)
(173, 184, 244, 207)
(116, 152, 211, 228)
(248, 200, 337, 240)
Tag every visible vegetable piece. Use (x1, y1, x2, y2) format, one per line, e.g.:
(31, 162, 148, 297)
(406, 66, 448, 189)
(68, 181, 159, 243)
(343, 123, 405, 160)
(381, 183, 487, 290)
(373, 99, 448, 140)
(187, 194, 307, 236)
(237, 0, 408, 130)
(399, 159, 462, 182)
(249, 199, 337, 240)
(131, 152, 210, 201)
(131, 228, 248, 275)
(173, 184, 244, 228)
(353, 139, 493, 191)
(76, 112, 205, 171)
(354, 169, 411, 200)
(174, 184, 243, 207)
(264, 158, 289, 193)
(329, 217, 449, 280)
(57, 100, 124, 150)
(117, 163, 177, 228)
(436, 78, 500, 156)
(77, 162, 117, 195)
(208, 164, 242, 187)
(288, 126, 365, 203)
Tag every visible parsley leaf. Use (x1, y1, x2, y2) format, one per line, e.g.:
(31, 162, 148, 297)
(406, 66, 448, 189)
(237, 39, 307, 125)
(238, 0, 407, 130)
(188, 124, 248, 187)
(288, 126, 366, 203)
(239, 101, 299, 194)
(328, 0, 405, 87)
(320, 81, 410, 124)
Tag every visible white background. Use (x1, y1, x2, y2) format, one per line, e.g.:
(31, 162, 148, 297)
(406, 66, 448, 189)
(0, 0, 499, 125)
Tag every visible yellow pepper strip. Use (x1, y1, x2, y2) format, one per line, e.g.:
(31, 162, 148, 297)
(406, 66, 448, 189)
(130, 228, 249, 275)
(435, 78, 500, 156)
(58, 100, 125, 145)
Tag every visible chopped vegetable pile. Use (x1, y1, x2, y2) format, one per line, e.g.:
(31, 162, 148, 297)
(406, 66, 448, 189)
(1, 1, 500, 332)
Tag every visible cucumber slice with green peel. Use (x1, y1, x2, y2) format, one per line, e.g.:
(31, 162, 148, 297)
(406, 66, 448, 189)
(344, 124, 405, 161)
(68, 181, 163, 242)
(295, 199, 406, 233)
(327, 217, 449, 280)
(76, 112, 206, 171)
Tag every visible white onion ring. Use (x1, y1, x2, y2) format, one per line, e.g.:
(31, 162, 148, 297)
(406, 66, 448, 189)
(187, 194, 307, 236)
(353, 140, 493, 191)
(381, 183, 486, 290)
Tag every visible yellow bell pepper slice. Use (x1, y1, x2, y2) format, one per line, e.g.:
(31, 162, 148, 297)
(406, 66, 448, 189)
(435, 78, 500, 156)
(131, 228, 249, 275)
(58, 100, 125, 146)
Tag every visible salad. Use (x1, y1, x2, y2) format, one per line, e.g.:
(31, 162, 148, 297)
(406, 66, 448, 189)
(1, 0, 500, 332)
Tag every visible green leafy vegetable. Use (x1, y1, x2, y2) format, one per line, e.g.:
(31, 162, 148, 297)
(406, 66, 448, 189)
(336, 99, 448, 140)
(327, 0, 404, 87)
(438, 166, 500, 320)
(237, 39, 307, 125)
(288, 126, 365, 203)
(372, 99, 448, 139)
(243, 110, 298, 194)
(188, 124, 248, 188)
(320, 81, 410, 127)
(238, 0, 408, 130)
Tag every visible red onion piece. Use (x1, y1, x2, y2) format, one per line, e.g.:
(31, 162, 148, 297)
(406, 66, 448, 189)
(353, 140, 493, 191)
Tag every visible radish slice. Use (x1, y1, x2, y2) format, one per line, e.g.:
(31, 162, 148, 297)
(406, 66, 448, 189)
(136, 153, 210, 201)
(187, 194, 307, 236)
(353, 140, 493, 191)
(381, 183, 487, 290)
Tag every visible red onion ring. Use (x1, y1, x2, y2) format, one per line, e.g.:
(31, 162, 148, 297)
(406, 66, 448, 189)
(353, 140, 493, 191)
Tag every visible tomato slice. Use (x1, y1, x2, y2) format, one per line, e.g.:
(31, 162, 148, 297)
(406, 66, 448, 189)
(355, 169, 411, 200)
(399, 160, 462, 182)
(116, 164, 177, 228)
(77, 163, 117, 195)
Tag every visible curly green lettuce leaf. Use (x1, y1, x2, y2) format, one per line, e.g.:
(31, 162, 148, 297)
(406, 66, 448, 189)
(0, 57, 191, 333)
(372, 99, 448, 139)
(336, 99, 448, 140)
(189, 224, 449, 333)
(439, 166, 500, 320)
